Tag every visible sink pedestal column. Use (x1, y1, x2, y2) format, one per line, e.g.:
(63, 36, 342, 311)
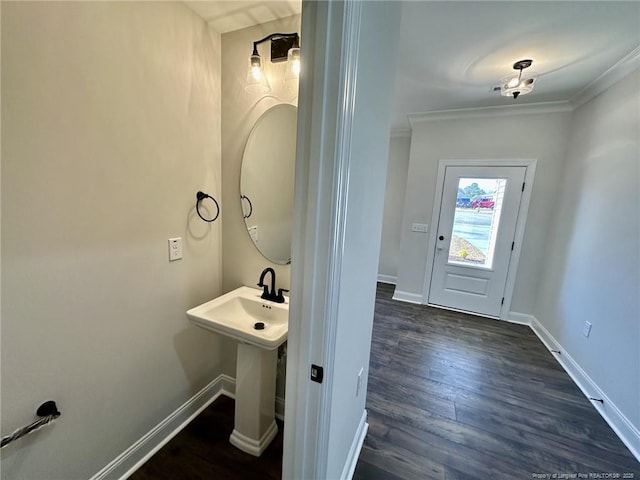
(229, 343, 278, 456)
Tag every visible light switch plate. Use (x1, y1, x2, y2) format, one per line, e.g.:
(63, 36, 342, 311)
(168, 237, 183, 262)
(411, 223, 429, 233)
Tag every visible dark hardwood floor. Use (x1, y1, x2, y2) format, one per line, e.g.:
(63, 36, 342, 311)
(129, 395, 283, 480)
(131, 283, 639, 479)
(353, 283, 639, 479)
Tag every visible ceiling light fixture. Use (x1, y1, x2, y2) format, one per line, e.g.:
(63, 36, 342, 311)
(500, 59, 537, 100)
(245, 32, 300, 93)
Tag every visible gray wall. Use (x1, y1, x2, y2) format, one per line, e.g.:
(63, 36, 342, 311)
(1, 3, 223, 478)
(535, 71, 640, 432)
(378, 133, 411, 282)
(394, 110, 572, 314)
(221, 15, 301, 294)
(220, 13, 301, 402)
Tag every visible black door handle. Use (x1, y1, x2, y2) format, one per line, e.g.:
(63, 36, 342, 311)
(439, 235, 445, 241)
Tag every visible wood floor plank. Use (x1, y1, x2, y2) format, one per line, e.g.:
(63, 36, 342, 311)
(355, 283, 640, 478)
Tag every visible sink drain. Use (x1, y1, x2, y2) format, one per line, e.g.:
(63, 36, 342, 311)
(254, 322, 265, 330)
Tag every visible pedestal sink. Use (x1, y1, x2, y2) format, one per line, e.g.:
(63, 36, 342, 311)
(186, 286, 288, 456)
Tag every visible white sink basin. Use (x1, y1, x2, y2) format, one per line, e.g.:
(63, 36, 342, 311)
(186, 286, 288, 350)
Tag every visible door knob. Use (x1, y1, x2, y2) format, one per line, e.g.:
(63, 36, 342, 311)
(439, 235, 445, 241)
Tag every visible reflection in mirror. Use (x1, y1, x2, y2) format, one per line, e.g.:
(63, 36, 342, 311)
(241, 104, 297, 264)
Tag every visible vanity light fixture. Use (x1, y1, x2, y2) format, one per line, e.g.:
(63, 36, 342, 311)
(500, 59, 538, 100)
(245, 32, 300, 93)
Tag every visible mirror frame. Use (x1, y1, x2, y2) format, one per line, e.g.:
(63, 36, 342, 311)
(240, 104, 297, 264)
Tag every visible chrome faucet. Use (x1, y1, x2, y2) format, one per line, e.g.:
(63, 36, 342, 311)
(257, 267, 288, 303)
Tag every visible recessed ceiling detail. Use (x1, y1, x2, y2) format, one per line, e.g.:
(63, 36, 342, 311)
(392, 1, 640, 129)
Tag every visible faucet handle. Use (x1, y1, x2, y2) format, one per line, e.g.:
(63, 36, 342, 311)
(276, 288, 289, 303)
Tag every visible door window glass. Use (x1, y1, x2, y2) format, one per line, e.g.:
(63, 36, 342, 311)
(450, 178, 507, 269)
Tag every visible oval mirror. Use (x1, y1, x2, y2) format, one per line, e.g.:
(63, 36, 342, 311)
(240, 104, 297, 264)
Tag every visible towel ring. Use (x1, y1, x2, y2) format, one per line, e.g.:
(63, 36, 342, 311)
(241, 194, 253, 219)
(196, 191, 220, 223)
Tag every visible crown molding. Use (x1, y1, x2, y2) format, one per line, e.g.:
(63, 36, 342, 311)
(570, 46, 640, 109)
(390, 128, 411, 138)
(408, 101, 572, 126)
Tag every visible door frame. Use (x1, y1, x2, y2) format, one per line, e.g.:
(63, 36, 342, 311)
(283, 1, 402, 478)
(421, 159, 537, 319)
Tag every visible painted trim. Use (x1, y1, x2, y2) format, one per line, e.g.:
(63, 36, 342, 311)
(90, 374, 234, 480)
(408, 101, 572, 126)
(340, 410, 369, 480)
(420, 159, 537, 320)
(377, 274, 397, 285)
(529, 316, 640, 463)
(570, 46, 640, 109)
(314, 2, 363, 479)
(392, 289, 423, 304)
(390, 128, 411, 138)
(497, 161, 536, 320)
(90, 374, 285, 480)
(505, 311, 534, 326)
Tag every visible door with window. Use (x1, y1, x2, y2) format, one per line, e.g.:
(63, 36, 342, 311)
(428, 165, 526, 317)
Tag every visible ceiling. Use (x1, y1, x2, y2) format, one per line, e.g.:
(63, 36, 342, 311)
(185, 1, 640, 130)
(184, 1, 300, 34)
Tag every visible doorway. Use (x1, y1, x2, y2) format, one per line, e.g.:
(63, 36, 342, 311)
(425, 161, 535, 318)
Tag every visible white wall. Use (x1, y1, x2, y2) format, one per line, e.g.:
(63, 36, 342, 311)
(1, 3, 222, 478)
(378, 133, 411, 282)
(535, 71, 640, 432)
(221, 15, 300, 294)
(324, 3, 401, 475)
(395, 109, 572, 314)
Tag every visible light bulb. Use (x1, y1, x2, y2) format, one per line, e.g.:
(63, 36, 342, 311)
(507, 76, 520, 88)
(245, 52, 271, 93)
(287, 47, 301, 78)
(291, 58, 300, 76)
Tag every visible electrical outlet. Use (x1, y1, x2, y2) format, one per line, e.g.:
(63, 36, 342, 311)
(583, 321, 592, 338)
(168, 238, 183, 262)
(356, 367, 364, 397)
(411, 223, 428, 233)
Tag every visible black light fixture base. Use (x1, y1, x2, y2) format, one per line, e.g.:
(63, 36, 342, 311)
(271, 36, 298, 63)
(252, 32, 299, 63)
(513, 59, 533, 70)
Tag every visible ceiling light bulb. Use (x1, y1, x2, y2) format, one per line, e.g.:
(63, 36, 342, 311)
(507, 76, 520, 88)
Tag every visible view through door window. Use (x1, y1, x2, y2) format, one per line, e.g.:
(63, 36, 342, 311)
(449, 178, 507, 269)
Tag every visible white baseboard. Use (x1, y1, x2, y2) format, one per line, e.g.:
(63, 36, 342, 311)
(91, 374, 234, 480)
(392, 290, 423, 304)
(505, 311, 535, 325)
(90, 374, 285, 480)
(340, 410, 369, 480)
(377, 274, 397, 285)
(529, 316, 640, 463)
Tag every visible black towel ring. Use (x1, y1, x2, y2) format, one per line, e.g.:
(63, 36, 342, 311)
(241, 194, 253, 219)
(196, 191, 220, 223)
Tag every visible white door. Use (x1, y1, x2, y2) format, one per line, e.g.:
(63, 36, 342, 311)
(428, 165, 526, 317)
